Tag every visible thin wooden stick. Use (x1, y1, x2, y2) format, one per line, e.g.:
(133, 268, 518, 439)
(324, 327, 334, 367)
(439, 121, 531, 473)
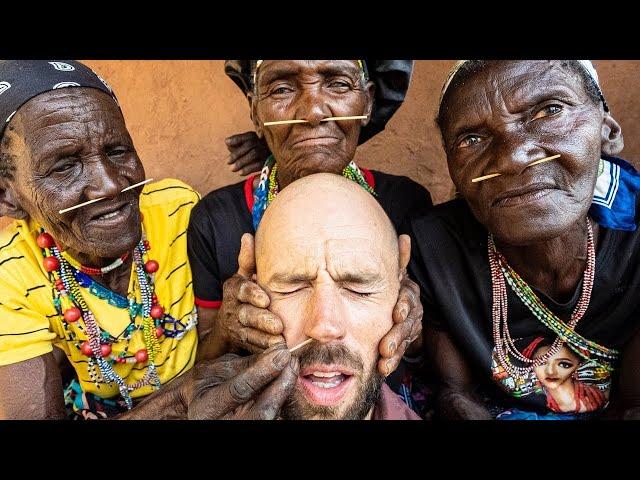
(58, 178, 155, 214)
(321, 115, 368, 122)
(526, 154, 561, 168)
(120, 178, 154, 193)
(470, 154, 561, 184)
(59, 197, 106, 214)
(289, 338, 314, 353)
(471, 173, 501, 183)
(263, 115, 368, 127)
(263, 119, 309, 126)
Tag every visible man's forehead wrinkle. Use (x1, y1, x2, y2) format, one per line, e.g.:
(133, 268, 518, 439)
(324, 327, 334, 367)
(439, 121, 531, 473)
(326, 252, 386, 280)
(269, 217, 380, 241)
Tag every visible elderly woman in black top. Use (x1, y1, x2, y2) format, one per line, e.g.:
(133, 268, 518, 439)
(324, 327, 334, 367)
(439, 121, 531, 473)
(189, 61, 432, 390)
(408, 60, 640, 419)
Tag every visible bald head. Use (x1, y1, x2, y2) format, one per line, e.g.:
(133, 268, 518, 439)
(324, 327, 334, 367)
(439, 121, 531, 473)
(256, 173, 399, 273)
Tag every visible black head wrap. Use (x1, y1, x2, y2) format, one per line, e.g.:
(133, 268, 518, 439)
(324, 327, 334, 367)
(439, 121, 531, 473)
(0, 60, 119, 138)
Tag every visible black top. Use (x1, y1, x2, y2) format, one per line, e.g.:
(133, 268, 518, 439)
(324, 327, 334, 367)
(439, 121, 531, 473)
(407, 197, 640, 418)
(188, 169, 433, 306)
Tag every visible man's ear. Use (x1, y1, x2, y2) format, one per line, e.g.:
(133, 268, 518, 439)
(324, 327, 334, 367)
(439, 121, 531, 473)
(0, 180, 27, 220)
(361, 80, 375, 128)
(247, 92, 264, 140)
(398, 234, 411, 279)
(601, 113, 624, 156)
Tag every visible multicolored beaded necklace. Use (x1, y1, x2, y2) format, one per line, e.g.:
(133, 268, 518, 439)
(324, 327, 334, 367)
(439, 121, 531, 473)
(37, 225, 196, 409)
(488, 218, 619, 383)
(251, 155, 376, 229)
(60, 249, 129, 276)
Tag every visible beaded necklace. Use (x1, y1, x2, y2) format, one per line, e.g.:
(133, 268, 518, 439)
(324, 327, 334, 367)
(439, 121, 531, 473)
(37, 226, 196, 409)
(251, 155, 376, 229)
(488, 218, 619, 384)
(60, 250, 129, 276)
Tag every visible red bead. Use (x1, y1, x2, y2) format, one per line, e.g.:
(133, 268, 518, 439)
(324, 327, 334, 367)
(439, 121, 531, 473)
(155, 326, 164, 338)
(152, 295, 158, 303)
(116, 357, 126, 364)
(36, 232, 55, 249)
(143, 240, 151, 251)
(81, 266, 102, 276)
(135, 349, 148, 363)
(100, 344, 112, 357)
(150, 305, 164, 319)
(63, 307, 81, 322)
(144, 260, 159, 274)
(43, 256, 60, 272)
(80, 341, 93, 356)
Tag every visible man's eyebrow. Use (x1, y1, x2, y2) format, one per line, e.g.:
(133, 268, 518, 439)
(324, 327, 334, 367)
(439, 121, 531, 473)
(267, 271, 316, 284)
(334, 270, 384, 284)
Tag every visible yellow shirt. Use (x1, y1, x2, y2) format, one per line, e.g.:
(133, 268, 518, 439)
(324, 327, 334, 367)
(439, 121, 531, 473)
(0, 178, 200, 400)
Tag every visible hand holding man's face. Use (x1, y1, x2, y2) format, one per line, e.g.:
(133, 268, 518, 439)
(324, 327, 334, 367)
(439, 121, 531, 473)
(255, 173, 405, 419)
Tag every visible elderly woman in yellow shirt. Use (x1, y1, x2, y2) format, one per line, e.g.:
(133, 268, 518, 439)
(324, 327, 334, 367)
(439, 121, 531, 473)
(0, 60, 298, 419)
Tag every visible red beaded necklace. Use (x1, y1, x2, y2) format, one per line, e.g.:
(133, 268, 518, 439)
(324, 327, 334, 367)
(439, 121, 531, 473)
(36, 232, 131, 276)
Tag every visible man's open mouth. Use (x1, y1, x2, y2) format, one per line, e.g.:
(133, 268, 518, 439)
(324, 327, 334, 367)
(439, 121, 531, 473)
(299, 365, 356, 406)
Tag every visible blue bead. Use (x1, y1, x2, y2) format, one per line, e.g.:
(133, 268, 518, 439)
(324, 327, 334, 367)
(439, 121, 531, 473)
(75, 271, 93, 287)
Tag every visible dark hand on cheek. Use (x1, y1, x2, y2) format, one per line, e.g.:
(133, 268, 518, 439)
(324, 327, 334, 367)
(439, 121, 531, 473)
(377, 274, 423, 377)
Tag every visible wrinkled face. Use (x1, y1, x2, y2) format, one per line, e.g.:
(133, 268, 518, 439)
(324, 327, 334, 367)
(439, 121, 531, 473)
(439, 61, 623, 245)
(256, 220, 399, 420)
(3, 88, 145, 259)
(533, 345, 580, 390)
(250, 60, 374, 182)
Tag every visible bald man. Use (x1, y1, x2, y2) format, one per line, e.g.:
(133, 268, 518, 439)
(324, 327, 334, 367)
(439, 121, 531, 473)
(250, 173, 420, 420)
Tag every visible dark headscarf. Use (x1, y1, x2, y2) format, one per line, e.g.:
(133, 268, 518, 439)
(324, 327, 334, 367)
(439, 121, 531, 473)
(224, 59, 414, 144)
(0, 60, 119, 138)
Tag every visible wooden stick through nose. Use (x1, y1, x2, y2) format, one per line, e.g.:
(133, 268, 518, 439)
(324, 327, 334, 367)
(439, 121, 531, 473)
(526, 154, 561, 168)
(470, 154, 562, 183)
(59, 197, 106, 214)
(263, 119, 309, 126)
(58, 178, 154, 214)
(120, 178, 155, 193)
(289, 337, 314, 353)
(263, 115, 368, 127)
(321, 115, 368, 122)
(471, 172, 502, 183)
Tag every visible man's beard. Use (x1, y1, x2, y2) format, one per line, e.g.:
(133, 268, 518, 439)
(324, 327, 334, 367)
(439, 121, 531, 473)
(280, 343, 384, 420)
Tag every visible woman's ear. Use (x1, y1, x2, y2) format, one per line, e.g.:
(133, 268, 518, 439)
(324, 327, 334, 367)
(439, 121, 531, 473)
(247, 92, 264, 140)
(601, 113, 624, 157)
(0, 181, 27, 220)
(361, 81, 375, 127)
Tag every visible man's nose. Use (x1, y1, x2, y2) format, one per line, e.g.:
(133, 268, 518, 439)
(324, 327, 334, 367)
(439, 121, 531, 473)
(303, 284, 346, 344)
